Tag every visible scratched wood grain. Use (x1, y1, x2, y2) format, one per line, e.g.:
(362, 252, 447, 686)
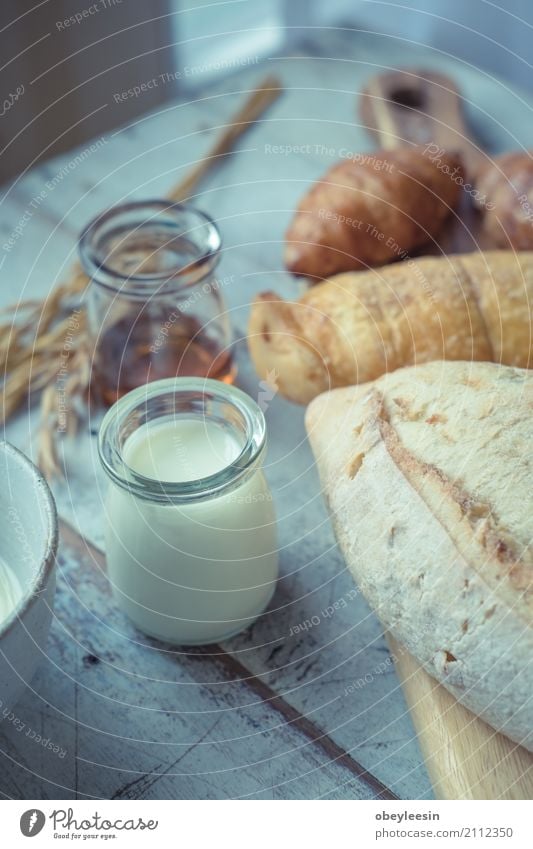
(2, 31, 533, 800)
(2, 530, 385, 800)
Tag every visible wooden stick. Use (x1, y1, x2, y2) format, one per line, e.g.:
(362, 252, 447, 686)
(168, 75, 282, 202)
(1, 74, 284, 475)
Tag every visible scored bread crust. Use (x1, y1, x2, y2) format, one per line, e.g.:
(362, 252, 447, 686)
(305, 360, 533, 750)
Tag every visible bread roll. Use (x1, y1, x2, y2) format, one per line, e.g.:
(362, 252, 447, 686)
(248, 251, 533, 404)
(305, 360, 533, 750)
(285, 147, 462, 278)
(476, 152, 533, 249)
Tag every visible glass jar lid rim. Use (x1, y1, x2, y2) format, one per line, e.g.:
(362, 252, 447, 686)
(79, 200, 222, 292)
(98, 377, 267, 503)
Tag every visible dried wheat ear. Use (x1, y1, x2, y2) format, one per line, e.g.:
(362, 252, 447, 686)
(0, 76, 282, 478)
(0, 266, 90, 478)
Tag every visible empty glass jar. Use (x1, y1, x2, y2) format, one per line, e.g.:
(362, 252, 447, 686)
(79, 200, 234, 406)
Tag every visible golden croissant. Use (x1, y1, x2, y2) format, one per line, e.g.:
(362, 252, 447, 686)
(248, 251, 533, 404)
(285, 147, 462, 279)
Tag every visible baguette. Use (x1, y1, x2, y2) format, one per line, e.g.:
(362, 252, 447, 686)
(305, 360, 533, 750)
(248, 251, 533, 404)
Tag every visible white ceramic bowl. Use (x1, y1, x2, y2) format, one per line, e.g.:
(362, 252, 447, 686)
(0, 441, 57, 716)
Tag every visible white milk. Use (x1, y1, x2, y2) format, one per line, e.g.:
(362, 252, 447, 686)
(124, 418, 242, 482)
(104, 418, 278, 644)
(0, 556, 23, 626)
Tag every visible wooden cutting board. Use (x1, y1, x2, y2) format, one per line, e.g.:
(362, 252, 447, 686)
(360, 71, 533, 799)
(389, 637, 533, 799)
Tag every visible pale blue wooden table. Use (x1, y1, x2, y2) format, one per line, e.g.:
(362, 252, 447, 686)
(1, 31, 532, 800)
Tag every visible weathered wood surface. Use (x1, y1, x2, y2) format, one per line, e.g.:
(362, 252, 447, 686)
(2, 31, 533, 800)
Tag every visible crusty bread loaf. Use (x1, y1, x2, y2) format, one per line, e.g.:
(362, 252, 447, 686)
(306, 360, 533, 750)
(249, 251, 533, 404)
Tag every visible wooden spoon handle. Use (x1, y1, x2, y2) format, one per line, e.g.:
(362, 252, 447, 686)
(359, 69, 486, 179)
(169, 75, 282, 202)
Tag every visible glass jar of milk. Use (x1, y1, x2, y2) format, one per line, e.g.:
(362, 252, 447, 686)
(98, 378, 278, 645)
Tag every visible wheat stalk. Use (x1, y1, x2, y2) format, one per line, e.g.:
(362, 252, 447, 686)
(0, 76, 282, 478)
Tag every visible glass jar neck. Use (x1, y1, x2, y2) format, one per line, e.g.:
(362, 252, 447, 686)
(98, 378, 266, 504)
(79, 200, 221, 298)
